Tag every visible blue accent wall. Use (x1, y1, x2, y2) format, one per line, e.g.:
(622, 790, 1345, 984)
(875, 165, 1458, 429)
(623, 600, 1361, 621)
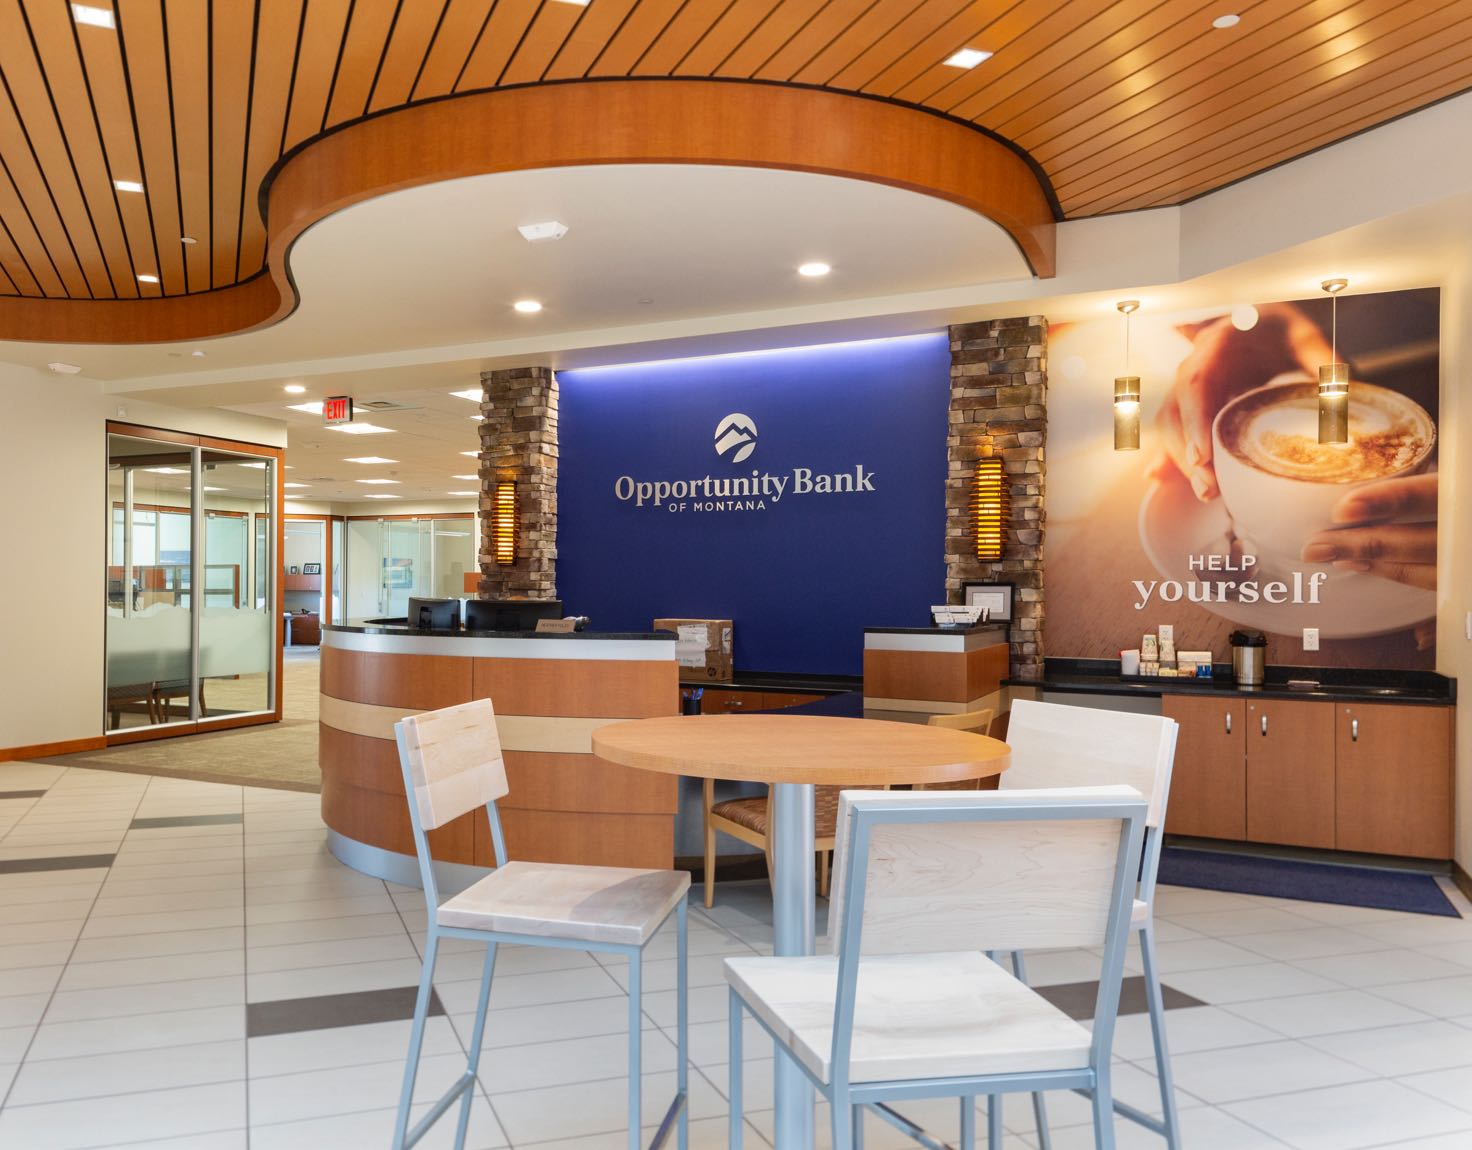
(557, 335, 950, 676)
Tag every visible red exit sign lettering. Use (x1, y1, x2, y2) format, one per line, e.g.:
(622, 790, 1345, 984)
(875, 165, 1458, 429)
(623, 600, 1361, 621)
(323, 396, 353, 425)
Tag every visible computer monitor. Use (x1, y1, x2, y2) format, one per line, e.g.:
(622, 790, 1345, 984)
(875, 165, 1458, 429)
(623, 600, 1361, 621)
(406, 597, 462, 631)
(464, 599, 563, 632)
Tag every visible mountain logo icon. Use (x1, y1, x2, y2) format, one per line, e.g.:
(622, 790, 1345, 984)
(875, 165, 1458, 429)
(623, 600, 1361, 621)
(713, 413, 758, 463)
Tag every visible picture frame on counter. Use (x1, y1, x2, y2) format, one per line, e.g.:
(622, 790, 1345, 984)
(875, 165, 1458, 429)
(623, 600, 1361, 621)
(961, 580, 1014, 622)
(302, 563, 321, 575)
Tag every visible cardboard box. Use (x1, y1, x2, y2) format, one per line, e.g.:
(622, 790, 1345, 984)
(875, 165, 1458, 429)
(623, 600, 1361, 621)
(654, 618, 733, 683)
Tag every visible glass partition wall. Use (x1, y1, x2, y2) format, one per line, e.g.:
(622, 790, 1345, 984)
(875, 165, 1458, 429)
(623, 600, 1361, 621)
(342, 515, 477, 622)
(105, 426, 281, 739)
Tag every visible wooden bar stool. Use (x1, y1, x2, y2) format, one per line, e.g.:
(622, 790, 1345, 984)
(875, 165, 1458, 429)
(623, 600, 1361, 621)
(392, 698, 691, 1150)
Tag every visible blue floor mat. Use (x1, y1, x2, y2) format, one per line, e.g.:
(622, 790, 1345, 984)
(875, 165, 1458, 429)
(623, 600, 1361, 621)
(1158, 847, 1460, 917)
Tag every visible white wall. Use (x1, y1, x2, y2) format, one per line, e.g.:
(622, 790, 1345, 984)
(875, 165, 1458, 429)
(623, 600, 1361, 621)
(0, 364, 285, 751)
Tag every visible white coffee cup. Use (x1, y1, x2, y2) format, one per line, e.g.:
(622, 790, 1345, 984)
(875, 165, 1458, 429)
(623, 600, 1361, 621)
(1210, 376, 1435, 564)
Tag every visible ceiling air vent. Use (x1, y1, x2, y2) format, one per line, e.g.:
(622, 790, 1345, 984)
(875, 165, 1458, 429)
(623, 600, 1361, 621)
(355, 399, 418, 412)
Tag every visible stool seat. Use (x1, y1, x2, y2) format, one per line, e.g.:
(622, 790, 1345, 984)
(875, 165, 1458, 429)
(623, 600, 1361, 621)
(438, 860, 690, 948)
(710, 788, 843, 838)
(725, 951, 1091, 1086)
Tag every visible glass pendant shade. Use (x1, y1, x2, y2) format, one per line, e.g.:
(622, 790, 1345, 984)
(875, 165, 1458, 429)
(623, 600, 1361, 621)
(1318, 363, 1349, 445)
(1114, 376, 1141, 451)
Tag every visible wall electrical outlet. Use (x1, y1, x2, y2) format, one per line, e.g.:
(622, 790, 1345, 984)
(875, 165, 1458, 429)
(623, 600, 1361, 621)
(1465, 611, 1471, 641)
(1302, 627, 1320, 651)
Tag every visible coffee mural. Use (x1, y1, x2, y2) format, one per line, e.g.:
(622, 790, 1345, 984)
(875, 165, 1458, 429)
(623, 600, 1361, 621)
(1046, 287, 1439, 669)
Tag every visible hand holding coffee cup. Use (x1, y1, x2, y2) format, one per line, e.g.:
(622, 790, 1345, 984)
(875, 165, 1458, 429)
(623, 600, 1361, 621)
(1210, 377, 1436, 575)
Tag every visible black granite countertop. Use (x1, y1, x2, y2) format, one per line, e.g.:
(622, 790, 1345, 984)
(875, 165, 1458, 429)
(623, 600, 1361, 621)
(1008, 658, 1454, 706)
(865, 624, 1008, 636)
(324, 623, 675, 641)
(680, 672, 860, 695)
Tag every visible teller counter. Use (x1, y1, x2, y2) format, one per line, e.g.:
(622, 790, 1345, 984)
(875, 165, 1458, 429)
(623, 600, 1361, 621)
(318, 624, 678, 885)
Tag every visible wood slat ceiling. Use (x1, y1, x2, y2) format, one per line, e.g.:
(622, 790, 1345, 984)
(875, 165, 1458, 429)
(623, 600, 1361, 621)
(1, 0, 1467, 302)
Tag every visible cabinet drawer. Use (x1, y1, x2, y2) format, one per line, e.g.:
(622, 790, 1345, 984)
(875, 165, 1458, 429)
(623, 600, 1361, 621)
(699, 689, 760, 714)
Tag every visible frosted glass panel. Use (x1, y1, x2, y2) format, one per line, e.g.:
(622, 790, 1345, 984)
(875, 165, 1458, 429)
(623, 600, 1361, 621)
(201, 455, 273, 718)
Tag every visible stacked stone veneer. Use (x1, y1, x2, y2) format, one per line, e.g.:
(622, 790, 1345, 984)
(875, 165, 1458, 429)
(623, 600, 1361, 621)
(944, 317, 1047, 681)
(477, 366, 558, 599)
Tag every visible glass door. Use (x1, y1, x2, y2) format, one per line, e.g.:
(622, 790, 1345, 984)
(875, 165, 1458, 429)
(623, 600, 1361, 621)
(105, 428, 280, 738)
(380, 519, 432, 619)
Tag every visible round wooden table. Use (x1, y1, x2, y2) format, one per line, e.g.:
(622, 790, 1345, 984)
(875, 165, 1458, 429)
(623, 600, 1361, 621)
(592, 713, 1010, 1150)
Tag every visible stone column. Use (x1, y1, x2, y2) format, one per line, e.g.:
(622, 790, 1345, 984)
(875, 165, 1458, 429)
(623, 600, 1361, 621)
(944, 316, 1047, 681)
(477, 366, 558, 599)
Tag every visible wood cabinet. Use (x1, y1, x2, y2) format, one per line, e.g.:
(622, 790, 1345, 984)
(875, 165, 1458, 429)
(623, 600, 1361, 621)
(283, 573, 322, 591)
(1244, 698, 1335, 849)
(1165, 693, 1451, 858)
(696, 688, 824, 714)
(1162, 695, 1245, 840)
(288, 612, 321, 646)
(1335, 703, 1452, 858)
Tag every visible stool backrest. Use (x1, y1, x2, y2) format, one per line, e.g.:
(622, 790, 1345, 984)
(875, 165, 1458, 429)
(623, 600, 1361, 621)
(1003, 700, 1177, 828)
(395, 698, 509, 832)
(829, 786, 1145, 955)
(925, 708, 995, 734)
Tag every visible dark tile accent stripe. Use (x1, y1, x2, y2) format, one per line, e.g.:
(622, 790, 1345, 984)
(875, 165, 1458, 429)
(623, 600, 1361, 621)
(1036, 976, 1205, 1022)
(0, 790, 48, 800)
(247, 985, 445, 1038)
(130, 813, 244, 829)
(0, 853, 116, 874)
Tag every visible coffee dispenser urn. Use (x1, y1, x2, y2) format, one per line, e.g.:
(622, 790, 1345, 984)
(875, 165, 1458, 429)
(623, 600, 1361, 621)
(1230, 629, 1267, 687)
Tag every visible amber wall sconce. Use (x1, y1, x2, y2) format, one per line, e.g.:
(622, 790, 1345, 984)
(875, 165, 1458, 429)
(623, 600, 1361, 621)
(972, 454, 1008, 561)
(491, 480, 518, 565)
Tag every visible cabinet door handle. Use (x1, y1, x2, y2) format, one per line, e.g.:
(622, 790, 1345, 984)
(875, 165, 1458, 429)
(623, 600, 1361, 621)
(1260, 713, 1268, 736)
(1225, 711, 1232, 734)
(1351, 718, 1359, 742)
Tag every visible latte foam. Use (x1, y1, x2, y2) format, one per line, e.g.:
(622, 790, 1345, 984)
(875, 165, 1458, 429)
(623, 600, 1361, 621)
(1220, 388, 1430, 483)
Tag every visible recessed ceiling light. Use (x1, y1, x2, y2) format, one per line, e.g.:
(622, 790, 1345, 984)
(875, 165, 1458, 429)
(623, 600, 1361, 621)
(47, 361, 81, 374)
(72, 4, 115, 29)
(190, 349, 205, 358)
(345, 456, 398, 464)
(146, 467, 189, 475)
(137, 273, 159, 283)
(114, 179, 143, 193)
(201, 486, 227, 492)
(356, 478, 401, 485)
(468, 415, 484, 421)
(286, 401, 324, 414)
(517, 220, 569, 242)
(328, 423, 394, 434)
(180, 235, 197, 245)
(362, 494, 400, 500)
(238, 461, 268, 469)
(460, 451, 480, 458)
(944, 47, 992, 68)
(513, 299, 543, 314)
(283, 384, 306, 394)
(798, 262, 831, 278)
(447, 490, 478, 496)
(452, 474, 478, 481)
(284, 482, 310, 488)
(449, 389, 482, 401)
(1211, 13, 1240, 28)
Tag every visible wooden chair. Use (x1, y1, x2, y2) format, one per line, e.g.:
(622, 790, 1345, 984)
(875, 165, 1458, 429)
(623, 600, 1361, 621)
(916, 708, 997, 790)
(725, 786, 1148, 1150)
(995, 699, 1182, 1150)
(703, 780, 844, 907)
(392, 698, 691, 1150)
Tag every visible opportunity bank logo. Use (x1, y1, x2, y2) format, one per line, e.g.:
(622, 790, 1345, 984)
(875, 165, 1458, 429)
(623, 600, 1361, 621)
(713, 413, 758, 463)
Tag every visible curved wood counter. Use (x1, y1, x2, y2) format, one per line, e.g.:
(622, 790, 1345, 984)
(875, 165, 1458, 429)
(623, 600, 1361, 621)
(319, 625, 678, 884)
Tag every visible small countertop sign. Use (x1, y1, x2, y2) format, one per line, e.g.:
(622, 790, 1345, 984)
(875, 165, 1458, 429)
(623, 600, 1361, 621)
(1010, 657, 1455, 706)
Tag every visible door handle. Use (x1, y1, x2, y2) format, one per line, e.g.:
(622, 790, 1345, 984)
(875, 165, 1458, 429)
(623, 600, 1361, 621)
(1351, 718, 1359, 742)
(1225, 711, 1232, 734)
(1260, 713, 1268, 736)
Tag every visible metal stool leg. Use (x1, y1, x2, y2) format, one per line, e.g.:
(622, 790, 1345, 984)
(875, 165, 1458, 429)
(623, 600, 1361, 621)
(1140, 923, 1182, 1149)
(393, 932, 441, 1150)
(629, 951, 643, 1150)
(831, 1087, 854, 1150)
(676, 900, 689, 1150)
(1010, 952, 1052, 1150)
(454, 941, 498, 1150)
(986, 1094, 1002, 1150)
(729, 988, 745, 1150)
(960, 1096, 976, 1150)
(1091, 1066, 1117, 1150)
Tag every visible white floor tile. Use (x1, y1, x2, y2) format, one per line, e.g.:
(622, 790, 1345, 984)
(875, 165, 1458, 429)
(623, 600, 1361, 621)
(489, 1067, 726, 1144)
(1305, 1019, 1472, 1077)
(1374, 974, 1472, 1016)
(251, 1096, 505, 1149)
(249, 1016, 460, 1079)
(1223, 1078, 1472, 1150)
(7, 1038, 245, 1105)
(1168, 1039, 1374, 1104)
(1396, 1064, 1472, 1114)
(1224, 988, 1430, 1038)
(0, 1080, 246, 1150)
(27, 1004, 246, 1061)
(1110, 1004, 1281, 1060)
(45, 974, 244, 1023)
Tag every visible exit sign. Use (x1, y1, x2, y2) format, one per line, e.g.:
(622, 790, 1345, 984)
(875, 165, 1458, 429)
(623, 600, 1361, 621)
(323, 396, 353, 425)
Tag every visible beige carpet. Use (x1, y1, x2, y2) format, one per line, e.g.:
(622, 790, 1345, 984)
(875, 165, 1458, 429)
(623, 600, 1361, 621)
(46, 650, 322, 792)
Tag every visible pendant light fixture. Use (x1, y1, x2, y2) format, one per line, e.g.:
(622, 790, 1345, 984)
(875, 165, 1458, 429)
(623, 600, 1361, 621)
(1318, 278, 1349, 444)
(1114, 300, 1141, 451)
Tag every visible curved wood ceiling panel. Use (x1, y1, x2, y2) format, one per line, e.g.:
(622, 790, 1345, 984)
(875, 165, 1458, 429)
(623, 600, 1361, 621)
(0, 0, 1465, 324)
